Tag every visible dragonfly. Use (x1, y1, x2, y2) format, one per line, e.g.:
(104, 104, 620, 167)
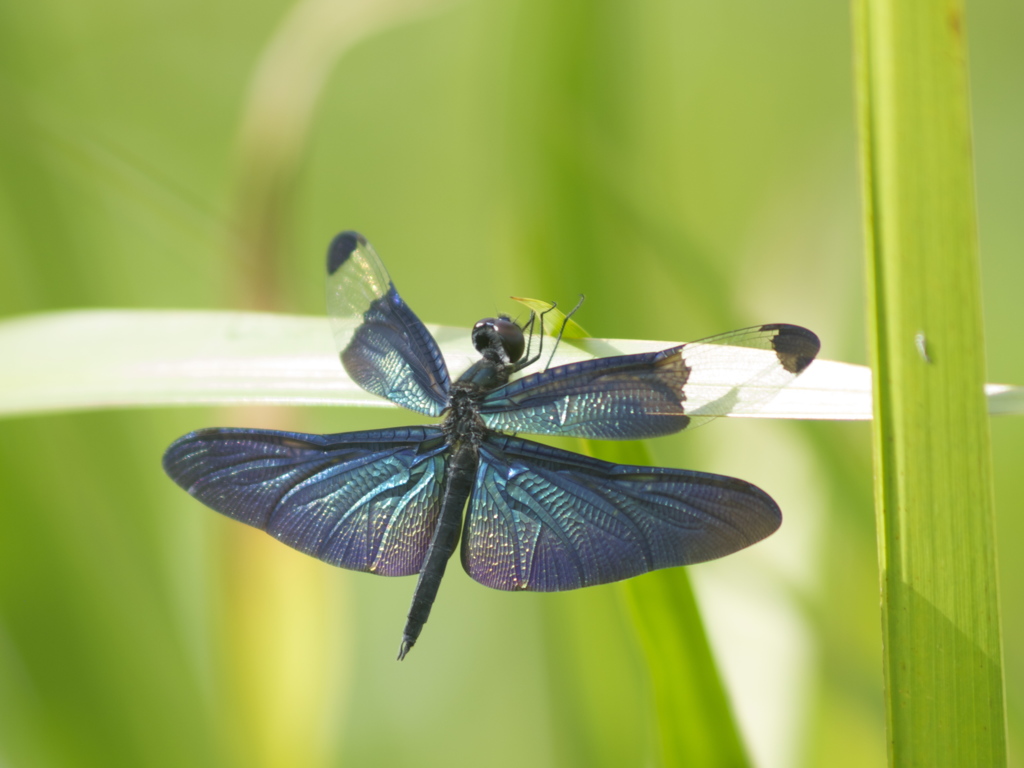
(163, 231, 820, 660)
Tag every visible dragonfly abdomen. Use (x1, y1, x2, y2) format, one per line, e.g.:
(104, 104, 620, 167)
(398, 438, 479, 660)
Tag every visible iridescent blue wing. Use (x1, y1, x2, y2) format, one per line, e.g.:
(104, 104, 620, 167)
(163, 426, 448, 576)
(326, 231, 451, 416)
(478, 324, 819, 439)
(462, 434, 781, 591)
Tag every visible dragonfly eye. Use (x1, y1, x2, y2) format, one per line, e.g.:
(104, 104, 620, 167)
(472, 317, 525, 362)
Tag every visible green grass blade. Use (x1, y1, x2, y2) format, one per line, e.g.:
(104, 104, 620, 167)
(622, 572, 750, 767)
(582, 441, 750, 768)
(852, 0, 1008, 764)
(1, 309, 1019, 419)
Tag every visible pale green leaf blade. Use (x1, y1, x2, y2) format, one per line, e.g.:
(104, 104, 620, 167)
(1, 309, 1020, 419)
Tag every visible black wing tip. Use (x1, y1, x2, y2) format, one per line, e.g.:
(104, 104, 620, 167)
(161, 428, 264, 487)
(162, 433, 198, 488)
(327, 230, 367, 275)
(760, 324, 821, 374)
(756, 489, 784, 538)
(162, 429, 222, 484)
(715, 475, 783, 545)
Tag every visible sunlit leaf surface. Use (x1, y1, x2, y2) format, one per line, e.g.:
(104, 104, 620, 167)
(510, 296, 591, 339)
(0, 310, 1018, 419)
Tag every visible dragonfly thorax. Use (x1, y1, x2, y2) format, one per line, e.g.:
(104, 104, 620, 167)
(442, 388, 485, 440)
(443, 365, 499, 446)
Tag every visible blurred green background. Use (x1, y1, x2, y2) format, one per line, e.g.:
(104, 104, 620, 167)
(0, 0, 1020, 766)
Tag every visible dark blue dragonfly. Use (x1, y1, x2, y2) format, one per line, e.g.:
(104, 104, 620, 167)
(163, 232, 820, 659)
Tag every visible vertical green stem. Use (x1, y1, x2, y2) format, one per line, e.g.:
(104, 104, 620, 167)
(852, 0, 1007, 764)
(588, 441, 750, 768)
(623, 573, 750, 768)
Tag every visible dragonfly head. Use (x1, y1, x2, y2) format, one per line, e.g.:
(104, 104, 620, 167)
(472, 315, 525, 364)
